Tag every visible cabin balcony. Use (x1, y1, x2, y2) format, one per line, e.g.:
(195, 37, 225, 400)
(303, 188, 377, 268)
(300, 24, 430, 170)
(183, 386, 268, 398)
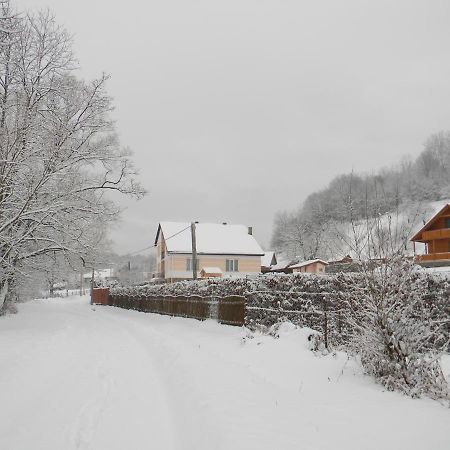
(416, 252, 450, 262)
(422, 228, 450, 241)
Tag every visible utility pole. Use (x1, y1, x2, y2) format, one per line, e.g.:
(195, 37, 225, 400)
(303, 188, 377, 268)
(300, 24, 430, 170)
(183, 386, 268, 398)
(80, 257, 86, 296)
(191, 222, 198, 280)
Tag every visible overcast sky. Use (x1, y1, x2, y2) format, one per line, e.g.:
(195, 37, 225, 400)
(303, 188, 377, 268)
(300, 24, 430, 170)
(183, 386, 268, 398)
(16, 0, 450, 254)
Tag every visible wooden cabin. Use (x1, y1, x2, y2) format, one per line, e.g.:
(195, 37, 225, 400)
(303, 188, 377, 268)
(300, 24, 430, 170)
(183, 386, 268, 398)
(411, 204, 450, 263)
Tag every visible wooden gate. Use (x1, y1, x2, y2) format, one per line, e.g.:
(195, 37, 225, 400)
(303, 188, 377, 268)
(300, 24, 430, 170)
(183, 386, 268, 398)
(218, 296, 245, 326)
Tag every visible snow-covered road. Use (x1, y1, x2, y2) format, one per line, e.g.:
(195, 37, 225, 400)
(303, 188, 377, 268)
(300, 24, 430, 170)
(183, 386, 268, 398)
(1, 296, 449, 450)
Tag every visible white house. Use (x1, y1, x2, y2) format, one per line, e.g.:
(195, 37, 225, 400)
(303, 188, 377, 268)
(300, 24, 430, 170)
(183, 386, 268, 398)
(154, 222, 264, 282)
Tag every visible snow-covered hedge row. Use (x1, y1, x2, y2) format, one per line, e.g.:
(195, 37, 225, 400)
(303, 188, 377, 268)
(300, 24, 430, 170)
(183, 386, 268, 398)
(111, 272, 449, 348)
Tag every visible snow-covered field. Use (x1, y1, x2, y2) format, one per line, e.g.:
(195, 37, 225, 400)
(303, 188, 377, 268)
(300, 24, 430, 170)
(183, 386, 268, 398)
(1, 296, 449, 450)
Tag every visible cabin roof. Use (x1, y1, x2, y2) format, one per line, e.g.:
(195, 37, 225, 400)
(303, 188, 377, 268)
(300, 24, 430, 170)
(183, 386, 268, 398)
(154, 222, 264, 256)
(410, 203, 450, 242)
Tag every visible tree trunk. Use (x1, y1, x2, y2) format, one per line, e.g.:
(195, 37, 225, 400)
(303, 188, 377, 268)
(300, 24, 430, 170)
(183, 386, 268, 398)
(0, 279, 9, 313)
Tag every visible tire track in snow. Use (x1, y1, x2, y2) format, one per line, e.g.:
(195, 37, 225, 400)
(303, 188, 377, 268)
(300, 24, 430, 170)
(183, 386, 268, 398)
(65, 303, 178, 450)
(69, 355, 114, 450)
(99, 308, 228, 450)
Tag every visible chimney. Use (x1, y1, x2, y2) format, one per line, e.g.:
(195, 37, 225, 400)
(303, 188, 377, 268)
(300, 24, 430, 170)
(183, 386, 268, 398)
(248, 226, 253, 235)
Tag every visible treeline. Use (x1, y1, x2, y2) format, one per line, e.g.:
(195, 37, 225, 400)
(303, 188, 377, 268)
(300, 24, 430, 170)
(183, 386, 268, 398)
(271, 131, 450, 260)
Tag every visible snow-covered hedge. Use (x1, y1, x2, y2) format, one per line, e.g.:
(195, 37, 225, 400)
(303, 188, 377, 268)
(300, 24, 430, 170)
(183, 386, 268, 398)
(111, 271, 449, 349)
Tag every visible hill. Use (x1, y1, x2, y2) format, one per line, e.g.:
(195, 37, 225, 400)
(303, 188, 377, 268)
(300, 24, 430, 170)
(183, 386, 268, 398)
(271, 130, 450, 259)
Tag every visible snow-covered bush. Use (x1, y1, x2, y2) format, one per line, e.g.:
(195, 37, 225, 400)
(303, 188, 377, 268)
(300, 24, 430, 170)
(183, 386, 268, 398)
(341, 259, 450, 400)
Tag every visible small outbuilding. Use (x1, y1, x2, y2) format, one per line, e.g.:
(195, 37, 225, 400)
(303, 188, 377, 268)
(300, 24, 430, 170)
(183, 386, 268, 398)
(289, 259, 328, 274)
(200, 267, 223, 278)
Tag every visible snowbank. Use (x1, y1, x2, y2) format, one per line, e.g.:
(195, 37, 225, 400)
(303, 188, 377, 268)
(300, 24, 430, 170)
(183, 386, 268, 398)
(1, 296, 449, 450)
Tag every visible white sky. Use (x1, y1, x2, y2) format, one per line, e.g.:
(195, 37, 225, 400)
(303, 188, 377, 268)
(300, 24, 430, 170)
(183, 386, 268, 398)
(16, 0, 450, 254)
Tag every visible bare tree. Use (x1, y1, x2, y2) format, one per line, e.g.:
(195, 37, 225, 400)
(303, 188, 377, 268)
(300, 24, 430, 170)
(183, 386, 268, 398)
(0, 2, 145, 311)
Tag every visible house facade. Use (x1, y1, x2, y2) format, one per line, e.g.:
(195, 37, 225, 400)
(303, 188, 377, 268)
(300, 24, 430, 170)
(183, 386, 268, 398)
(411, 204, 450, 263)
(154, 222, 264, 282)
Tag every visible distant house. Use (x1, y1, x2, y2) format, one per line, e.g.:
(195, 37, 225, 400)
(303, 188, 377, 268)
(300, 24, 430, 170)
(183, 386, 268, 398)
(411, 203, 450, 264)
(154, 222, 264, 282)
(265, 257, 289, 273)
(289, 259, 328, 274)
(261, 251, 277, 273)
(268, 257, 328, 274)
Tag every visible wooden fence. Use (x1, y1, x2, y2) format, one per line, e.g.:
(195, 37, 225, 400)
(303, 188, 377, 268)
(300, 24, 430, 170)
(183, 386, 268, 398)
(100, 289, 347, 345)
(105, 292, 246, 326)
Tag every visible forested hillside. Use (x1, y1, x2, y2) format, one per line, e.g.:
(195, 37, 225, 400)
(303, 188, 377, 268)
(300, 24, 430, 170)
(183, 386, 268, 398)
(271, 131, 450, 260)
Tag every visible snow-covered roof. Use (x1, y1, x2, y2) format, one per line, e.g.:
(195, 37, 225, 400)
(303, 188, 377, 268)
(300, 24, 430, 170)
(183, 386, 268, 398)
(155, 222, 264, 256)
(411, 203, 450, 242)
(262, 251, 276, 267)
(288, 259, 328, 269)
(270, 257, 292, 271)
(201, 267, 223, 274)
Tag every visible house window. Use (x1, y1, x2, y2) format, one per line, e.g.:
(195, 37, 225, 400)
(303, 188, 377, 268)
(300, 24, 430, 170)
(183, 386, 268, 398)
(446, 218, 450, 229)
(186, 258, 199, 271)
(226, 259, 239, 272)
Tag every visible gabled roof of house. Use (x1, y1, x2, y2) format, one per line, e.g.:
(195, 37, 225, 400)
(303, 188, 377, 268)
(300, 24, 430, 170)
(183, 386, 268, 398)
(288, 259, 329, 269)
(155, 222, 264, 256)
(411, 203, 450, 242)
(262, 251, 277, 267)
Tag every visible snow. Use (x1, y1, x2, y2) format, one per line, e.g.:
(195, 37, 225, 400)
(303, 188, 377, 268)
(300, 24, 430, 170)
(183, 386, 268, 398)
(1, 296, 449, 450)
(424, 265, 450, 277)
(157, 222, 264, 255)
